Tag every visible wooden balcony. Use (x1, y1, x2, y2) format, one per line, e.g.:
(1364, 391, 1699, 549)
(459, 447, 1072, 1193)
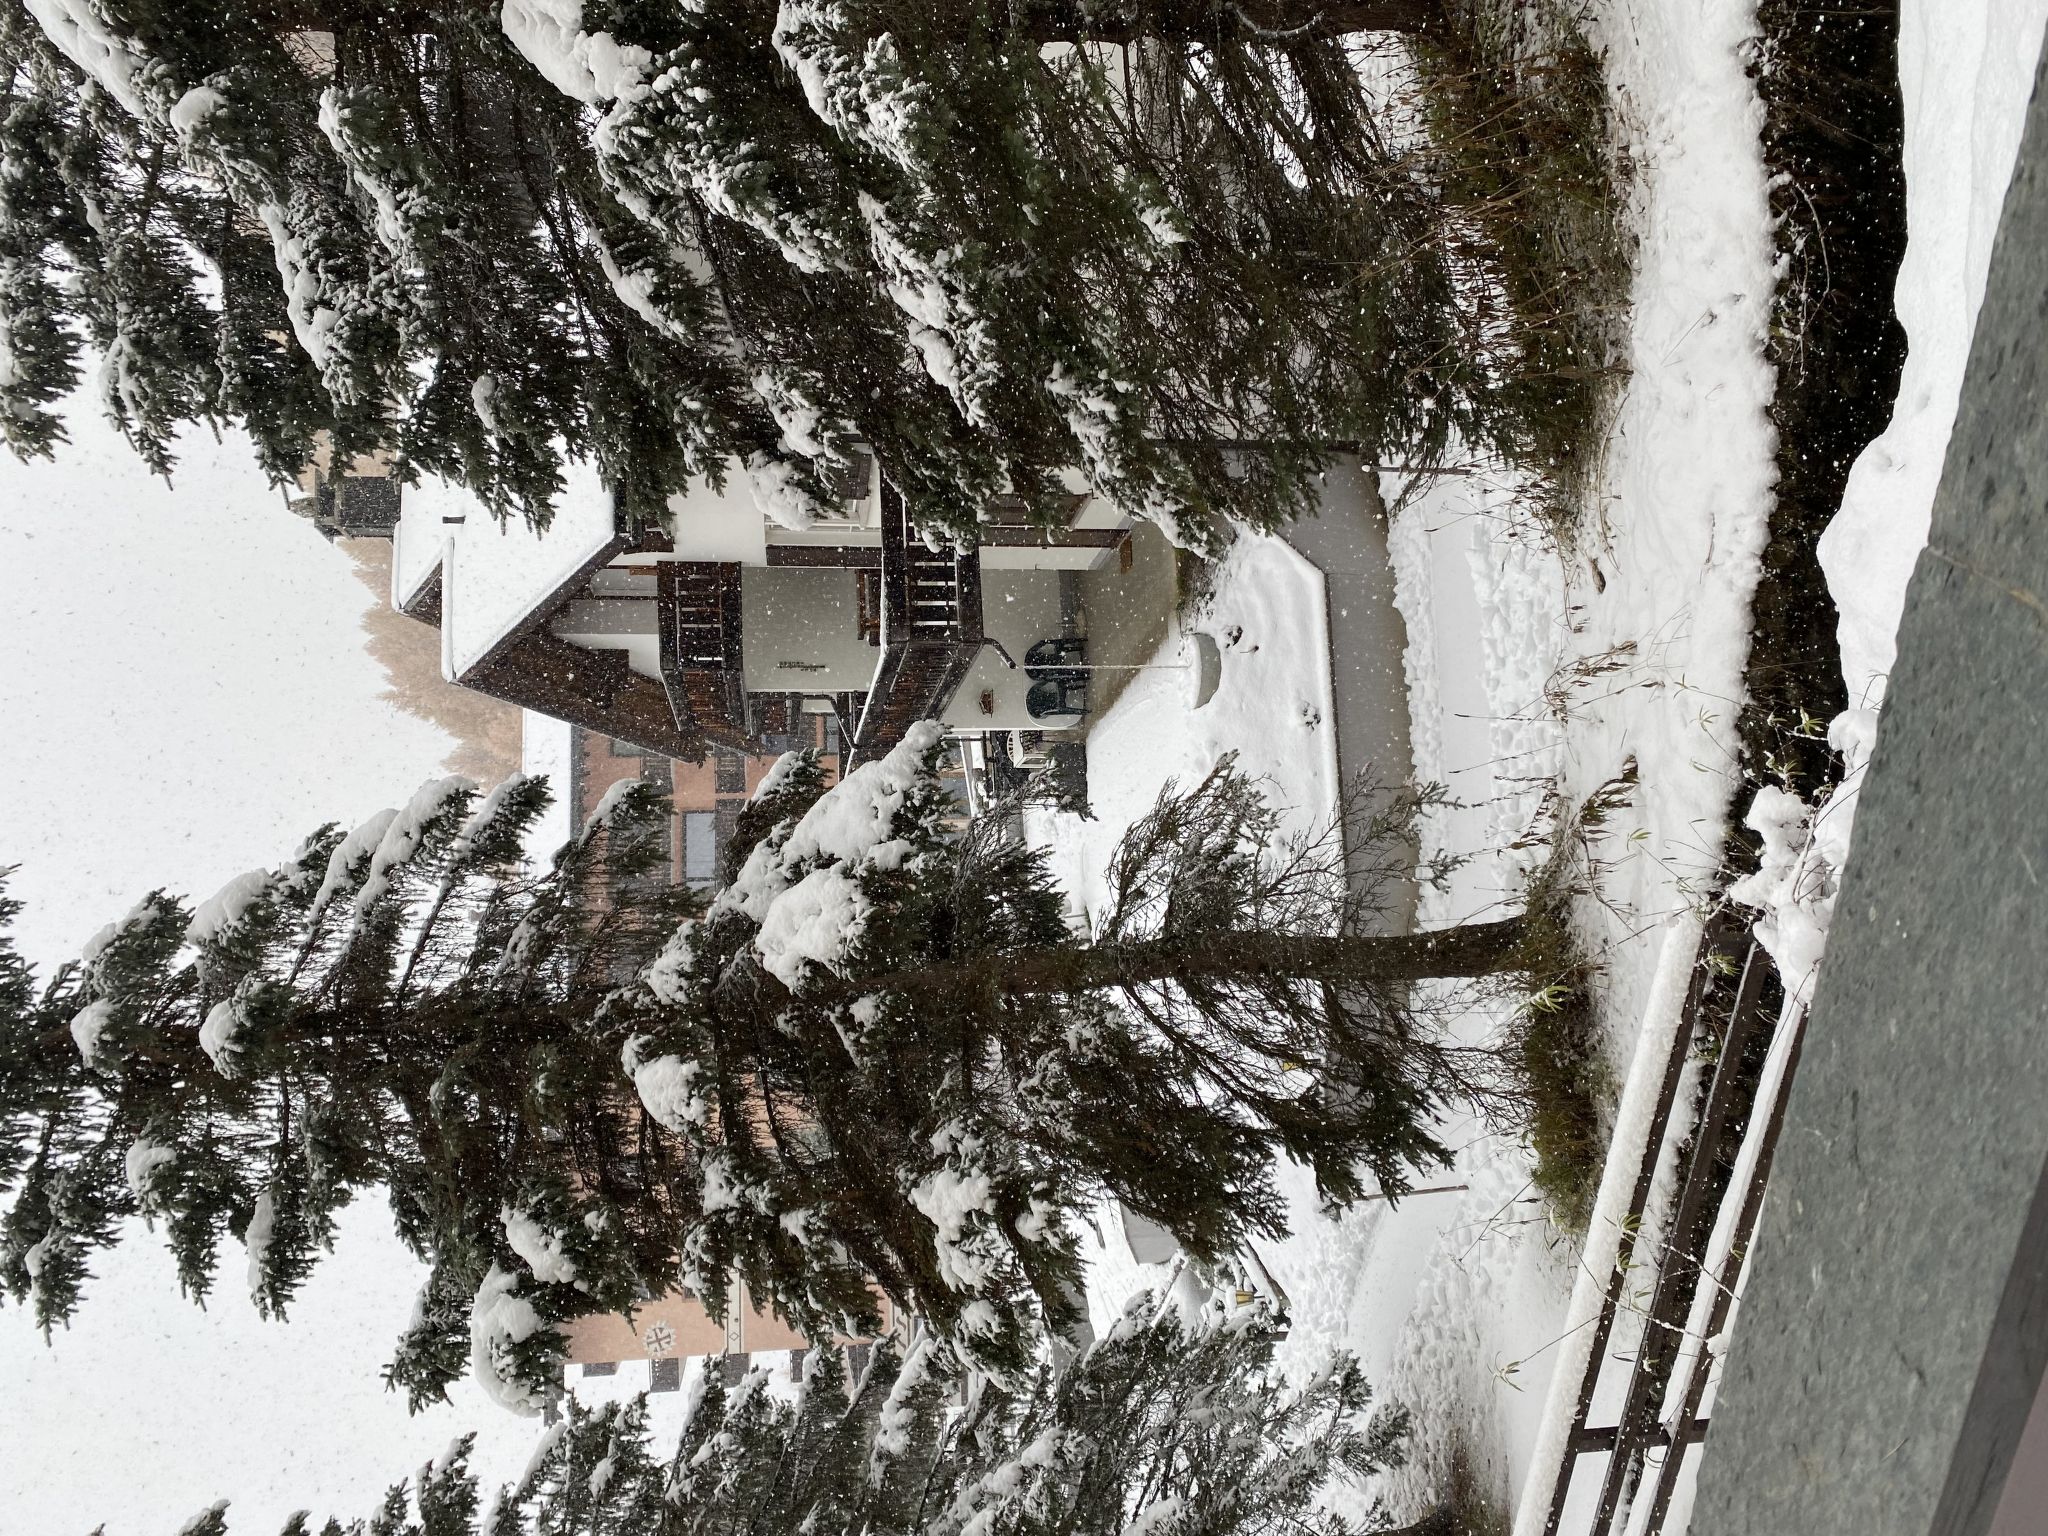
(849, 483, 983, 766)
(658, 561, 751, 749)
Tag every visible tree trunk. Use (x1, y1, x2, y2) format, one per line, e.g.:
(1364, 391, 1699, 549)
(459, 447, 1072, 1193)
(1011, 918, 1531, 992)
(826, 915, 1530, 1006)
(1002, 1, 1445, 43)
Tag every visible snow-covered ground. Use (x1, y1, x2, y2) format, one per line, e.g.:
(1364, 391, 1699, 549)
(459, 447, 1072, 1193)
(1042, 0, 1788, 1521)
(1034, 531, 1340, 930)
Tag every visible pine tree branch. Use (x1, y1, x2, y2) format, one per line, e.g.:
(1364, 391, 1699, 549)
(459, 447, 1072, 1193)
(394, 875, 461, 1004)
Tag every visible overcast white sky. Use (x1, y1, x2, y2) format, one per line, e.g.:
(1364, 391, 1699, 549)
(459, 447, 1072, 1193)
(0, 395, 544, 1534)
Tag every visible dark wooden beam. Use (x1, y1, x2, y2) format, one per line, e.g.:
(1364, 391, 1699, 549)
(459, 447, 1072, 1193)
(978, 527, 1126, 549)
(767, 544, 884, 568)
(1569, 1418, 1712, 1454)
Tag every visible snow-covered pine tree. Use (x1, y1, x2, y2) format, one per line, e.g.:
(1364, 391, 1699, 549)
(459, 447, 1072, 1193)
(507, 0, 1475, 548)
(0, 1, 370, 480)
(5, 0, 1477, 550)
(618, 726, 1529, 1377)
(303, 23, 761, 528)
(4, 735, 1535, 1404)
(162, 1304, 1419, 1536)
(0, 0, 752, 523)
(0, 8, 225, 470)
(925, 1298, 1413, 1536)
(0, 773, 696, 1413)
(0, 15, 85, 460)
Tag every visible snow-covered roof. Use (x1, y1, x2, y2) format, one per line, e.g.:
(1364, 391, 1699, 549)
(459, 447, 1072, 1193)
(388, 473, 459, 613)
(395, 461, 620, 681)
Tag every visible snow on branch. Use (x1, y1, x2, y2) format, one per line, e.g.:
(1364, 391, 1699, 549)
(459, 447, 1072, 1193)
(351, 776, 476, 920)
(183, 869, 275, 950)
(500, 0, 650, 105)
(468, 1263, 554, 1417)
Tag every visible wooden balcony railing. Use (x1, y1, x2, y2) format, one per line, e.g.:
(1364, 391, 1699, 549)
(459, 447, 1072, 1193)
(658, 561, 750, 746)
(849, 483, 982, 765)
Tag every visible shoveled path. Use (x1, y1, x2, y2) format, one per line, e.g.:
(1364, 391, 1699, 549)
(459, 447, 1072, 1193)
(1284, 456, 1418, 932)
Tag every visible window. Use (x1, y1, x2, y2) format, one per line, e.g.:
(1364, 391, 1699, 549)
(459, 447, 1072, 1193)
(582, 1361, 618, 1378)
(649, 1356, 681, 1393)
(638, 754, 670, 790)
(715, 751, 745, 794)
(821, 449, 874, 520)
(684, 812, 718, 886)
(606, 734, 640, 758)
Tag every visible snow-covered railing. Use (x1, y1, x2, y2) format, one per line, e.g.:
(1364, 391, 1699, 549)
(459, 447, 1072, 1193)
(1511, 909, 1809, 1536)
(1513, 914, 1706, 1536)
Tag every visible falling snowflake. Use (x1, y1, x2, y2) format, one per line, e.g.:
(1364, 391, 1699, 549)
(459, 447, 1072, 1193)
(644, 1321, 677, 1357)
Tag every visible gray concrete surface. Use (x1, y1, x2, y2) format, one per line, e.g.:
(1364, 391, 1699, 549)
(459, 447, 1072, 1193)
(1284, 458, 1419, 933)
(1687, 44, 2048, 1536)
(1076, 521, 1178, 720)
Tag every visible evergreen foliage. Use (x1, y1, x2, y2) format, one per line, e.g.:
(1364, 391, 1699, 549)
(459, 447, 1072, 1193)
(0, 0, 1474, 547)
(166, 1303, 1411, 1536)
(0, 773, 692, 1411)
(2, 734, 1530, 1403)
(619, 728, 1520, 1375)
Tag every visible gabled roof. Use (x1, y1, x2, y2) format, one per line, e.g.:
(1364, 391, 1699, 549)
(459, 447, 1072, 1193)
(389, 475, 457, 617)
(387, 468, 713, 761)
(388, 462, 623, 680)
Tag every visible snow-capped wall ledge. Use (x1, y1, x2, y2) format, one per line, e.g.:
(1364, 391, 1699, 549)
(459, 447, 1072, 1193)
(1741, 1, 2048, 1003)
(1819, 0, 2048, 710)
